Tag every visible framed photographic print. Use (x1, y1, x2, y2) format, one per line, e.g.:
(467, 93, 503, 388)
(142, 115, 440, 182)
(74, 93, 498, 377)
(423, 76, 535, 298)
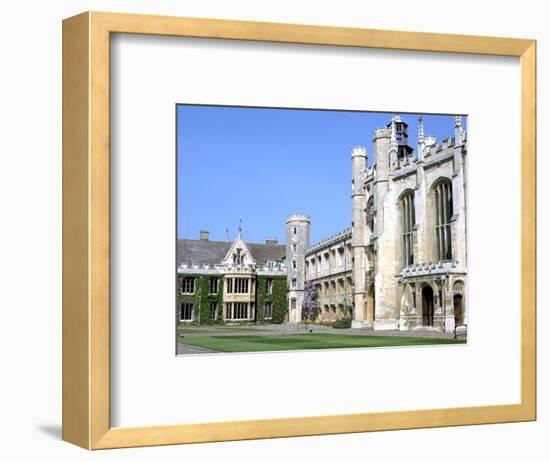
(62, 11, 536, 449)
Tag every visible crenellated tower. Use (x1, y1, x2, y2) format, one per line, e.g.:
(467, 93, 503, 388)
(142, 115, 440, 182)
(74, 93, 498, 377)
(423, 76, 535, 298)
(286, 214, 310, 323)
(370, 116, 408, 329)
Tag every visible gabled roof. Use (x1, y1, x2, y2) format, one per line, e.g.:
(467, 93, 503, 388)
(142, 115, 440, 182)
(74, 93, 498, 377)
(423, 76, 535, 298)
(222, 233, 253, 265)
(177, 239, 286, 267)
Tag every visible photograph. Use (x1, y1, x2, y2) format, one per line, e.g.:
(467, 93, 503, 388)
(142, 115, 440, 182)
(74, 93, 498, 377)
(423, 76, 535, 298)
(175, 105, 468, 355)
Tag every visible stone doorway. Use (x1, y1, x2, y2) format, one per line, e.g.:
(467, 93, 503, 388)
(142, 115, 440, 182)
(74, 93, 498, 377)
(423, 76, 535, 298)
(454, 294, 464, 326)
(422, 285, 434, 326)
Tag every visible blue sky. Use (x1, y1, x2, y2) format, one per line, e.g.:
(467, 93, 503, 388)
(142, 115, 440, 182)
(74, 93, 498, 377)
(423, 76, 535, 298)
(177, 105, 465, 245)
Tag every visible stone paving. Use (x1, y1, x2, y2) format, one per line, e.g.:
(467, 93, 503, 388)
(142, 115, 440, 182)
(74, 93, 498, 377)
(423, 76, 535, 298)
(176, 343, 219, 354)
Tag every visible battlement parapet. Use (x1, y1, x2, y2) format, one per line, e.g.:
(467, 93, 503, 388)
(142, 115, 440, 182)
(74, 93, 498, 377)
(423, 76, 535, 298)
(351, 145, 368, 158)
(177, 263, 225, 275)
(425, 134, 467, 158)
(306, 227, 352, 254)
(286, 213, 310, 223)
(398, 260, 465, 278)
(373, 127, 391, 140)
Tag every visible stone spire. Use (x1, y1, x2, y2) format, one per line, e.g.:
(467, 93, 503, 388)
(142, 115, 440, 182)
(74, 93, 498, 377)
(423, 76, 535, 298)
(237, 218, 243, 238)
(454, 115, 465, 146)
(417, 115, 425, 161)
(389, 115, 399, 170)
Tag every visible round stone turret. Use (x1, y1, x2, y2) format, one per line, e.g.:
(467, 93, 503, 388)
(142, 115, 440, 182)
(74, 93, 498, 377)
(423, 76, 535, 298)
(286, 214, 310, 224)
(286, 214, 311, 323)
(351, 145, 367, 158)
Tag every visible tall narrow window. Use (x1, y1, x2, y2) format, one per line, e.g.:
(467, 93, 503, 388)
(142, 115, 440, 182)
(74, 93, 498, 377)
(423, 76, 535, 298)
(232, 278, 249, 293)
(209, 278, 219, 294)
(401, 191, 415, 266)
(181, 277, 195, 294)
(209, 302, 217, 320)
(180, 302, 194, 321)
(366, 196, 375, 232)
(266, 279, 273, 294)
(434, 180, 454, 261)
(264, 302, 272, 320)
(230, 302, 249, 320)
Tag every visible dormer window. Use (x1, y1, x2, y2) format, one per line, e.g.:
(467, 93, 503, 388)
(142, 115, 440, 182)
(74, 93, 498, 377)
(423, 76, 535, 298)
(232, 248, 246, 265)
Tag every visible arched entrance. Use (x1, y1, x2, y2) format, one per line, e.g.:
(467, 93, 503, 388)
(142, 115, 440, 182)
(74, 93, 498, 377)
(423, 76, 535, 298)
(454, 294, 464, 326)
(422, 285, 434, 326)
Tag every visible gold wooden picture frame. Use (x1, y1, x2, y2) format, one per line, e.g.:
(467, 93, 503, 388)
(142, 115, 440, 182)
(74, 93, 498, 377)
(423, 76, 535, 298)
(62, 11, 536, 450)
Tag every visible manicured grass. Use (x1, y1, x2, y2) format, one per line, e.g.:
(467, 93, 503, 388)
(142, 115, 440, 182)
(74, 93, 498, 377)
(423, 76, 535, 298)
(178, 333, 466, 352)
(177, 326, 267, 334)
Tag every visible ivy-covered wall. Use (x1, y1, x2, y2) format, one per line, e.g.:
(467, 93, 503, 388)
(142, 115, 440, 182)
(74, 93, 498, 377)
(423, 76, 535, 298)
(256, 275, 288, 324)
(177, 273, 288, 325)
(177, 273, 224, 325)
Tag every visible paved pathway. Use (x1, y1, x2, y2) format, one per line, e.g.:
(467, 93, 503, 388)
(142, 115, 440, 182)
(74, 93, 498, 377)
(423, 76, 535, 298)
(177, 343, 219, 355)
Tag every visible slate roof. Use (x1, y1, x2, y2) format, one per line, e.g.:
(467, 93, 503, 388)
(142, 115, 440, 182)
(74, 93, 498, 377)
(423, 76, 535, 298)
(247, 242, 286, 265)
(177, 239, 286, 266)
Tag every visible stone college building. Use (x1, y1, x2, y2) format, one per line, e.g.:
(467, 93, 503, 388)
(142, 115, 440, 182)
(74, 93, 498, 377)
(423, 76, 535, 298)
(177, 114, 468, 332)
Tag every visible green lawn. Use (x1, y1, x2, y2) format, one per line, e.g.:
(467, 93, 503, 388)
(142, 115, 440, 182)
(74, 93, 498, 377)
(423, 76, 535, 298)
(177, 326, 267, 334)
(178, 333, 466, 352)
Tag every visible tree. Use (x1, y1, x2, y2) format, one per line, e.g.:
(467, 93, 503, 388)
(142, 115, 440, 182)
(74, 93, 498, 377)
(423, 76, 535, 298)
(302, 281, 319, 323)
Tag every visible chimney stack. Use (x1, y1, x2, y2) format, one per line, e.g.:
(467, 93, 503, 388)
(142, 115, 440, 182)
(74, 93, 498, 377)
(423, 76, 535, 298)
(199, 229, 209, 241)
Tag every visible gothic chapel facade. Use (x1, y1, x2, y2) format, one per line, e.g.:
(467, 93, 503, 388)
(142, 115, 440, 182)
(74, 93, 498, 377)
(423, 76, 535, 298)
(294, 115, 468, 332)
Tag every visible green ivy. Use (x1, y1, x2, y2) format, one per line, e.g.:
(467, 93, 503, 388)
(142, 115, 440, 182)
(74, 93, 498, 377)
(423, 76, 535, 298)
(177, 273, 288, 325)
(256, 275, 288, 324)
(332, 316, 352, 329)
(177, 274, 224, 325)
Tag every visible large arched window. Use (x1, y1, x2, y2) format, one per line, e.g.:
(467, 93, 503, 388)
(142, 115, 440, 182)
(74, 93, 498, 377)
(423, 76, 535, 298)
(400, 191, 415, 266)
(434, 179, 453, 261)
